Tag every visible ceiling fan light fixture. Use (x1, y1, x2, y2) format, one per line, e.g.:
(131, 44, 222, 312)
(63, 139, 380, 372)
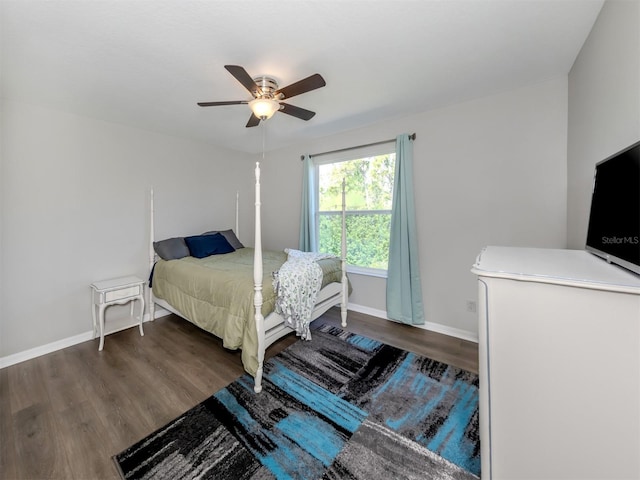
(249, 98, 280, 120)
(198, 66, 324, 127)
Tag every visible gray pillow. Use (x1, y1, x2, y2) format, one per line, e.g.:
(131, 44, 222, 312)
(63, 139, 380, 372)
(202, 229, 244, 249)
(153, 237, 190, 260)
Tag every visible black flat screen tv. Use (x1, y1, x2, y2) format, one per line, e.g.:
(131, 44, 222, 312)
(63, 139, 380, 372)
(585, 140, 640, 275)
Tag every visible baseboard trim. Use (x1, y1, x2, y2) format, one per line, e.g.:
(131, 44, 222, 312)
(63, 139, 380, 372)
(347, 303, 479, 343)
(0, 307, 171, 369)
(0, 331, 95, 369)
(1, 304, 477, 369)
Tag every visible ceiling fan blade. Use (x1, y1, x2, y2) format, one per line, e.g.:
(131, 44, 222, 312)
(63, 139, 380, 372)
(246, 114, 261, 128)
(197, 101, 248, 107)
(279, 103, 316, 121)
(225, 65, 261, 97)
(275, 74, 326, 100)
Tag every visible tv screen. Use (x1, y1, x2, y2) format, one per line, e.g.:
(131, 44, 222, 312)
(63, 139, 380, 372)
(585, 140, 640, 275)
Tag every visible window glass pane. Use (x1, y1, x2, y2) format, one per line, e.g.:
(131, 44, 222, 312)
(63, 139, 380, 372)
(316, 146, 395, 272)
(319, 154, 395, 211)
(319, 212, 391, 270)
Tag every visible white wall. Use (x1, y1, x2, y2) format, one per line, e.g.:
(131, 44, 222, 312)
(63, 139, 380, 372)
(261, 78, 568, 339)
(567, 0, 640, 249)
(0, 76, 572, 359)
(0, 100, 254, 358)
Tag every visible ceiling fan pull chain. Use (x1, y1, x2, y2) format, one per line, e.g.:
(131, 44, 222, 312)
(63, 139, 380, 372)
(261, 121, 266, 162)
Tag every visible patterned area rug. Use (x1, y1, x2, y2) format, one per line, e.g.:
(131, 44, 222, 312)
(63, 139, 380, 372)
(114, 325, 480, 479)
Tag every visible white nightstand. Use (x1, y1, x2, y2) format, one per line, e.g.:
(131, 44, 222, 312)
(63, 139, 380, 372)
(90, 275, 145, 351)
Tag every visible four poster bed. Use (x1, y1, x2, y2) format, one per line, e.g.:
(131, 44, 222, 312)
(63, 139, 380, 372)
(147, 162, 348, 393)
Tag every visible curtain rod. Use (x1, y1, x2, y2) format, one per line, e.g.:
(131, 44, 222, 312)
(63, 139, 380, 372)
(300, 133, 416, 161)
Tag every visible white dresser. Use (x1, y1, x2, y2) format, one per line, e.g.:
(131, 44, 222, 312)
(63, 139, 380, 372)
(472, 247, 640, 480)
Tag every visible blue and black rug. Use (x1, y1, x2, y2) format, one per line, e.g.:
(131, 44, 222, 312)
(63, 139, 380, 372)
(114, 325, 480, 479)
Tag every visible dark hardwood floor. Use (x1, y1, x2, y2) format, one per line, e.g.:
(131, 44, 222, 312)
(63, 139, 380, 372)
(0, 309, 478, 479)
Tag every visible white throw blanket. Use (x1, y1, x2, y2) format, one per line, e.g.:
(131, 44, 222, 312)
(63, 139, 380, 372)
(273, 249, 335, 340)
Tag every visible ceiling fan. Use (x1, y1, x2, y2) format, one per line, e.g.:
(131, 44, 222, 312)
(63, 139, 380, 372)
(198, 65, 326, 127)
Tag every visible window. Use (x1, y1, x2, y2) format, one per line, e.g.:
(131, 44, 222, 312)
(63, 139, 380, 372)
(315, 145, 396, 275)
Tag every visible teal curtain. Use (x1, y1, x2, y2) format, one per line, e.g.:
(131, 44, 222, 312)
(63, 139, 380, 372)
(298, 154, 317, 252)
(386, 134, 425, 325)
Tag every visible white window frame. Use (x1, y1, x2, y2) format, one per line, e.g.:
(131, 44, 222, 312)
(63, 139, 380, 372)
(313, 143, 396, 278)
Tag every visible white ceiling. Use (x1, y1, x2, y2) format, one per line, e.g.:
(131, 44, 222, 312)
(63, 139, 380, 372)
(1, 0, 604, 154)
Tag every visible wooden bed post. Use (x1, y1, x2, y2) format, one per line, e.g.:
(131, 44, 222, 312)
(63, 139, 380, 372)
(148, 188, 155, 322)
(340, 178, 348, 327)
(235, 190, 239, 241)
(253, 162, 265, 393)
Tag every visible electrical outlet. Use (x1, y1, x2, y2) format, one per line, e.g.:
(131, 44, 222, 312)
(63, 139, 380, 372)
(466, 300, 477, 313)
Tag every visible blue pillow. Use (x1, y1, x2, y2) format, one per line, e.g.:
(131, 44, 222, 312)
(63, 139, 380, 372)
(202, 229, 244, 249)
(184, 233, 235, 258)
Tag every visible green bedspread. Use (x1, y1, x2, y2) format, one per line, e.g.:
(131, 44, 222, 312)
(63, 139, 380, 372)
(152, 248, 343, 376)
